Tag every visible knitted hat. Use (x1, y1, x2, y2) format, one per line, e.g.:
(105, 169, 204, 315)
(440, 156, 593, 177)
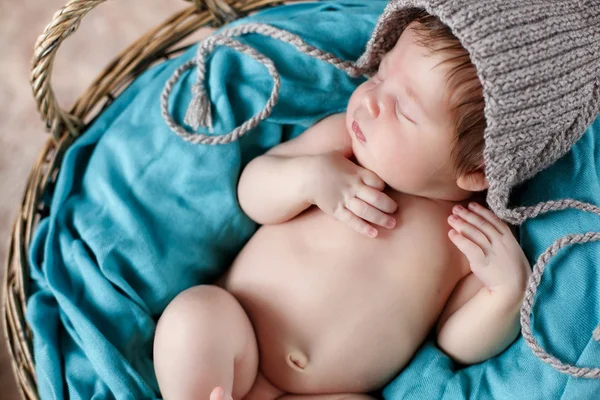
(355, 0, 600, 225)
(354, 0, 600, 379)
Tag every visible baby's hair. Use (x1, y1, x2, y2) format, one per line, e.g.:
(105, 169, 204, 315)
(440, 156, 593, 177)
(401, 8, 486, 181)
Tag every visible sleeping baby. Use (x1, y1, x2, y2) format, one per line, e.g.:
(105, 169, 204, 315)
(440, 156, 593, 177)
(153, 8, 532, 400)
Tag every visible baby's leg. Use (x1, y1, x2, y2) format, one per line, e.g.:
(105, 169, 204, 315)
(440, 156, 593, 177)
(154, 285, 258, 400)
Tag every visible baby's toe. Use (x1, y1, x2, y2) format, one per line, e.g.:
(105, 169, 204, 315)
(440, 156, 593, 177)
(210, 386, 227, 400)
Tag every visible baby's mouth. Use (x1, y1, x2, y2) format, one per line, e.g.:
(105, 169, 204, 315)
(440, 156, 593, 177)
(352, 120, 366, 143)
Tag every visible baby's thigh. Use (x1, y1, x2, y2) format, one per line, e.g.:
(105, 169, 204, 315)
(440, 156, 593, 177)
(154, 285, 259, 399)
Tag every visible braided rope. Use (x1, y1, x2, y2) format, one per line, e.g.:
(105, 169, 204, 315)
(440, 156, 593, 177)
(161, 36, 281, 145)
(520, 231, 600, 378)
(516, 198, 600, 377)
(161, 23, 365, 145)
(219, 23, 363, 77)
(509, 199, 600, 224)
(161, 21, 600, 379)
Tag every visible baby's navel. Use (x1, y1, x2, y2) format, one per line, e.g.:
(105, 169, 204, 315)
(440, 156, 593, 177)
(287, 351, 309, 371)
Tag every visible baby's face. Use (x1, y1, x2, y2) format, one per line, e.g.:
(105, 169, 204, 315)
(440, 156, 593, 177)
(346, 24, 460, 200)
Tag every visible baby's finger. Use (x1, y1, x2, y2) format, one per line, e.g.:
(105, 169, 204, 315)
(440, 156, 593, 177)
(356, 185, 398, 214)
(360, 169, 386, 191)
(346, 197, 396, 229)
(448, 215, 491, 252)
(334, 207, 378, 238)
(448, 229, 486, 265)
(452, 205, 498, 241)
(467, 202, 511, 235)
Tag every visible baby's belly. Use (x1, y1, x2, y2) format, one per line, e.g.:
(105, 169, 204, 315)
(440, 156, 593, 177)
(223, 207, 462, 394)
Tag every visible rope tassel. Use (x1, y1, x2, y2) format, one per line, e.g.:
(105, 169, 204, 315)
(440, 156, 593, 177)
(184, 83, 213, 132)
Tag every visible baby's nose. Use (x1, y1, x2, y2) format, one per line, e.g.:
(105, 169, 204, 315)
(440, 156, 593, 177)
(362, 91, 380, 119)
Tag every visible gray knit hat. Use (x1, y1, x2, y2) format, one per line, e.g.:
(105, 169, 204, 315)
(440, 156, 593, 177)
(354, 0, 600, 379)
(355, 0, 600, 225)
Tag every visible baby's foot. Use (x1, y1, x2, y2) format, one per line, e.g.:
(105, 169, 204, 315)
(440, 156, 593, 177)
(210, 386, 233, 400)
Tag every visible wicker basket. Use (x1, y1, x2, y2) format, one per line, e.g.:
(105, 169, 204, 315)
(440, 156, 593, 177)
(2, 1, 304, 398)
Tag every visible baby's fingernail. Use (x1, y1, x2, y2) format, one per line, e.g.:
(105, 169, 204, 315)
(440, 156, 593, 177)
(387, 218, 396, 228)
(369, 228, 378, 237)
(454, 205, 464, 213)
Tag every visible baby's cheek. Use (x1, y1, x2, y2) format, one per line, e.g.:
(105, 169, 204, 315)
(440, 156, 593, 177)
(380, 143, 408, 178)
(392, 149, 428, 186)
(387, 136, 407, 164)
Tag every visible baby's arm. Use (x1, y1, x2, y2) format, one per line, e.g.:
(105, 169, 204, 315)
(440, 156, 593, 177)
(238, 113, 397, 236)
(436, 202, 531, 365)
(238, 113, 352, 224)
(436, 273, 521, 364)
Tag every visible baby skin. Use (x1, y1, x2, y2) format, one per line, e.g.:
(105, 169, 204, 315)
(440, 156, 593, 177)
(153, 24, 532, 400)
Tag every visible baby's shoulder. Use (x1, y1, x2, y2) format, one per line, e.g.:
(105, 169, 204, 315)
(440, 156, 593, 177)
(311, 113, 348, 139)
(296, 112, 351, 156)
(264, 112, 350, 157)
(314, 112, 346, 127)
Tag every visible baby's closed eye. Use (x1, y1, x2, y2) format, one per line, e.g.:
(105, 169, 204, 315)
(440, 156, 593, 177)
(396, 100, 416, 124)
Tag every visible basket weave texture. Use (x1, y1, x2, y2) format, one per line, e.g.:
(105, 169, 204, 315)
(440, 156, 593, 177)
(2, 1, 301, 398)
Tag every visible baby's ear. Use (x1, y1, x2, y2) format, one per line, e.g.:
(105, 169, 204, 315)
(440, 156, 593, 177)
(456, 170, 489, 192)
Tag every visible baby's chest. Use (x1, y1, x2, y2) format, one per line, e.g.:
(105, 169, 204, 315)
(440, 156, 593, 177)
(293, 198, 460, 267)
(299, 200, 464, 305)
(232, 202, 464, 308)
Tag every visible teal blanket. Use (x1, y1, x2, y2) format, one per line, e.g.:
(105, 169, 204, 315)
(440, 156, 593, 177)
(26, 1, 600, 399)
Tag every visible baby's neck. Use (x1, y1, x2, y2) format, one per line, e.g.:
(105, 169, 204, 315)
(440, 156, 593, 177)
(381, 180, 487, 208)
(390, 187, 487, 210)
(348, 155, 487, 208)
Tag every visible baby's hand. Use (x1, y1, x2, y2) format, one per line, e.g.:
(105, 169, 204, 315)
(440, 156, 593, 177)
(447, 202, 531, 296)
(309, 152, 398, 238)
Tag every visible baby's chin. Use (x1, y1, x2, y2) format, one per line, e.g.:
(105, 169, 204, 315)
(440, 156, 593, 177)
(350, 141, 370, 169)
